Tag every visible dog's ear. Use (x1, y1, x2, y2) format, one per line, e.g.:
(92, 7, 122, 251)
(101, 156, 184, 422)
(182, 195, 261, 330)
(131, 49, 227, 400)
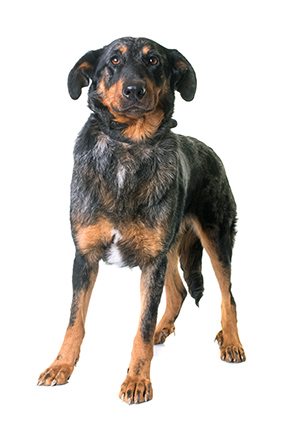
(68, 49, 103, 100)
(167, 49, 197, 101)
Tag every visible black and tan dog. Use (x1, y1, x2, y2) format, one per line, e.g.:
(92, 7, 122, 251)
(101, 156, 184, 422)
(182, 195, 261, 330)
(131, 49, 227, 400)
(38, 37, 246, 404)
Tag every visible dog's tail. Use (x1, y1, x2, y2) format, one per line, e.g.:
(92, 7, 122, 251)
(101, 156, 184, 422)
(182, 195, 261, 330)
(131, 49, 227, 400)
(178, 228, 204, 306)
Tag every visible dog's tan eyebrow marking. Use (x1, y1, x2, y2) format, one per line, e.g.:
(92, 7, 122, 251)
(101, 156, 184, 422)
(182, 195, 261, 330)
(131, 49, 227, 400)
(119, 45, 127, 54)
(142, 46, 150, 55)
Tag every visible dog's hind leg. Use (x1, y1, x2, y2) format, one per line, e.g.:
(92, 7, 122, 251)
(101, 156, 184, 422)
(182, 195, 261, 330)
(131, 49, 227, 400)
(192, 218, 246, 363)
(154, 248, 187, 344)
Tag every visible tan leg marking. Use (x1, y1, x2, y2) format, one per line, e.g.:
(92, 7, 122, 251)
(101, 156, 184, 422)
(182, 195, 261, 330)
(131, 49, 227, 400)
(119, 261, 166, 404)
(37, 266, 98, 386)
(154, 248, 187, 344)
(192, 219, 246, 362)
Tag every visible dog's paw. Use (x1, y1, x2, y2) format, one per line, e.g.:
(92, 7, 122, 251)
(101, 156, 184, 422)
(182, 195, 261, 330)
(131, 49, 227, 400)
(154, 324, 175, 345)
(119, 375, 153, 404)
(37, 363, 75, 386)
(215, 330, 246, 363)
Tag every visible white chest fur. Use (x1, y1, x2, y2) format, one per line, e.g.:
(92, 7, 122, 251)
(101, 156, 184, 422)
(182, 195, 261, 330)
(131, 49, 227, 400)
(106, 229, 125, 267)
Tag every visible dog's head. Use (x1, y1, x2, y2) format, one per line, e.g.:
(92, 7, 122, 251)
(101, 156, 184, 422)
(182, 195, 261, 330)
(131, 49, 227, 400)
(68, 37, 197, 142)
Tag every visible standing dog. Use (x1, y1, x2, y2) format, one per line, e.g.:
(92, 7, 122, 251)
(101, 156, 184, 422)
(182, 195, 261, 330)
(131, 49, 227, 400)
(38, 37, 246, 404)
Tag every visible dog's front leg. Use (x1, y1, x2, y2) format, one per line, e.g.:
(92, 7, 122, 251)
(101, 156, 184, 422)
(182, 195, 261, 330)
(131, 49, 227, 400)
(119, 257, 167, 404)
(38, 251, 99, 386)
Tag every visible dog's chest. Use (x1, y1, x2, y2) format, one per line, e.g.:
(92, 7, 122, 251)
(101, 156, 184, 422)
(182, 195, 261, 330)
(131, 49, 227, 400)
(95, 136, 178, 196)
(103, 223, 166, 268)
(73, 134, 181, 267)
(104, 229, 124, 266)
(97, 141, 154, 195)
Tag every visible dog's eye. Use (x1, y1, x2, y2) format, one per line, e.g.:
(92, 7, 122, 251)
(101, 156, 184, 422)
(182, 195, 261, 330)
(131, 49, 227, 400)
(111, 56, 121, 65)
(149, 57, 158, 65)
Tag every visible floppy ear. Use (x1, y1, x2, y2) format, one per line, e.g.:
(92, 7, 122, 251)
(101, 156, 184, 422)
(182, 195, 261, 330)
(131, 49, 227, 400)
(168, 49, 197, 101)
(68, 49, 103, 100)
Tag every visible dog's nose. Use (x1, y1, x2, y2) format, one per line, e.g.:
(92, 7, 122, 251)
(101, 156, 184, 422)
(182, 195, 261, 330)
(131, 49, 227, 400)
(123, 81, 146, 101)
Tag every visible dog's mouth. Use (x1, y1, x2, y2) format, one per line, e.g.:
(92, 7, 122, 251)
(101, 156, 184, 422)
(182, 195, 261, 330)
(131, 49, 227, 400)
(111, 104, 155, 117)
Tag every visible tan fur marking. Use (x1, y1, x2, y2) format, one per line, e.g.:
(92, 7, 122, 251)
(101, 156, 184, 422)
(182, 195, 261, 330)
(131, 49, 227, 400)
(176, 60, 188, 69)
(77, 61, 92, 70)
(121, 222, 165, 258)
(191, 217, 245, 361)
(97, 77, 125, 115)
(75, 218, 114, 254)
(119, 45, 127, 54)
(56, 292, 91, 365)
(142, 45, 150, 55)
(154, 246, 187, 344)
(191, 218, 229, 290)
(121, 109, 165, 142)
(37, 273, 98, 386)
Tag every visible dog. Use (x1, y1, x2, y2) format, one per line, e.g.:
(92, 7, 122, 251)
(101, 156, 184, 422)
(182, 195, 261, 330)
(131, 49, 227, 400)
(38, 37, 246, 404)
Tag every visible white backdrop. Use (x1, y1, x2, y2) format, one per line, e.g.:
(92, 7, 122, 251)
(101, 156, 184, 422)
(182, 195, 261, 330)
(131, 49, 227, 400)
(1, 1, 299, 421)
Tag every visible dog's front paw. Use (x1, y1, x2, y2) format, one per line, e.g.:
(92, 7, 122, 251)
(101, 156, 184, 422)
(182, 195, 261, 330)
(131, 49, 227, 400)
(215, 330, 246, 363)
(37, 363, 75, 386)
(119, 375, 153, 404)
